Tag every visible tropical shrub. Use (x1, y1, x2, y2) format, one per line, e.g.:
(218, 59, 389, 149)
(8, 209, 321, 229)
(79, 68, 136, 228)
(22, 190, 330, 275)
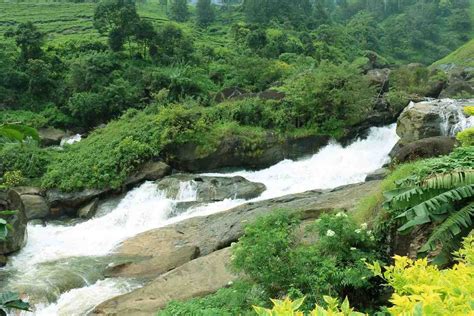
(456, 128, 474, 147)
(253, 296, 365, 316)
(369, 236, 474, 316)
(384, 147, 474, 261)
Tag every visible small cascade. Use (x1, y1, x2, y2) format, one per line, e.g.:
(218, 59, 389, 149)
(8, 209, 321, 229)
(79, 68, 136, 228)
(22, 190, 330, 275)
(436, 99, 474, 136)
(176, 181, 198, 201)
(60, 134, 82, 147)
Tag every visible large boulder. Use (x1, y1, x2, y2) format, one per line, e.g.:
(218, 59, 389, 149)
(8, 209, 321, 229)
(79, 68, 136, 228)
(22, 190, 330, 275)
(389, 136, 457, 163)
(8, 187, 50, 220)
(164, 133, 330, 172)
(124, 161, 171, 188)
(396, 99, 474, 143)
(366, 68, 390, 93)
(46, 188, 110, 216)
(38, 127, 67, 147)
(0, 191, 28, 255)
(107, 181, 381, 280)
(156, 174, 266, 202)
(94, 248, 237, 315)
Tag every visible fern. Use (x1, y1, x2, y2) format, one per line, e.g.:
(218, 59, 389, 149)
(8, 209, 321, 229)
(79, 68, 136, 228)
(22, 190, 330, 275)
(420, 203, 474, 253)
(422, 170, 474, 190)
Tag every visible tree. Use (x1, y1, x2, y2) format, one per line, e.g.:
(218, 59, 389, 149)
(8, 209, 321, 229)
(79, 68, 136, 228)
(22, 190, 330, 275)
(4, 22, 44, 63)
(169, 0, 189, 22)
(196, 0, 215, 27)
(134, 20, 157, 58)
(93, 0, 140, 51)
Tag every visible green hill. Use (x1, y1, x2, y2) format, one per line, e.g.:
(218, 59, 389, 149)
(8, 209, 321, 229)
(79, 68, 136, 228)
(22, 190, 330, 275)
(432, 39, 474, 68)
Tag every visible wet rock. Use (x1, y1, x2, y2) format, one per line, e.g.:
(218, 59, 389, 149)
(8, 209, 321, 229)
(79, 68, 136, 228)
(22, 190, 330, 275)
(38, 127, 67, 147)
(77, 198, 99, 219)
(110, 181, 381, 279)
(389, 136, 457, 163)
(0, 254, 6, 267)
(7, 187, 50, 220)
(124, 161, 171, 188)
(214, 86, 247, 103)
(106, 241, 200, 279)
(164, 133, 330, 172)
(93, 248, 237, 315)
(365, 168, 389, 181)
(46, 188, 110, 216)
(396, 99, 474, 143)
(156, 174, 266, 202)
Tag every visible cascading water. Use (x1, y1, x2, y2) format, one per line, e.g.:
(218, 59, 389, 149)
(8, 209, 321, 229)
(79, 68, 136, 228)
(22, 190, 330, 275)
(435, 99, 474, 136)
(2, 124, 400, 315)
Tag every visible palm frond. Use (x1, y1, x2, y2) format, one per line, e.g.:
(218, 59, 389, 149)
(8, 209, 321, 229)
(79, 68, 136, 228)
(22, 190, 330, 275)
(419, 203, 474, 253)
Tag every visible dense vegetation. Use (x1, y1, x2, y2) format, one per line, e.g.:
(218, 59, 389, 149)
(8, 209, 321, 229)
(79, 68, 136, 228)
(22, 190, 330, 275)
(2, 0, 471, 190)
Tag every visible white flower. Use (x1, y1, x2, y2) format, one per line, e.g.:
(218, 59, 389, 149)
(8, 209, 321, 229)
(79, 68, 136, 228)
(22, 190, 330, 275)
(350, 247, 357, 251)
(360, 223, 368, 230)
(326, 229, 336, 237)
(355, 229, 361, 234)
(336, 212, 347, 218)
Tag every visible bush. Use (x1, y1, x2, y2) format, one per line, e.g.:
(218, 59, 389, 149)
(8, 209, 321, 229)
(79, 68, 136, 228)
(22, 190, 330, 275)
(456, 128, 474, 147)
(282, 60, 375, 135)
(1, 170, 25, 188)
(159, 281, 268, 316)
(232, 211, 384, 310)
(0, 142, 51, 179)
(369, 236, 474, 315)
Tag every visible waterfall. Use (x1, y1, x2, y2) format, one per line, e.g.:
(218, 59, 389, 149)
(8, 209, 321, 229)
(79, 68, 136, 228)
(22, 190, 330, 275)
(435, 99, 474, 136)
(3, 124, 400, 315)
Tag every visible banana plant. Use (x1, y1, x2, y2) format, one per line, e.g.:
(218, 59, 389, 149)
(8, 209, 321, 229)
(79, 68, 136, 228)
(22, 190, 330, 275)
(0, 210, 16, 241)
(0, 292, 30, 316)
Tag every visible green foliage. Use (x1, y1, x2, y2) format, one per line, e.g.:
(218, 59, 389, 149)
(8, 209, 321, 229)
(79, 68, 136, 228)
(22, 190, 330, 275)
(0, 110, 48, 128)
(159, 281, 268, 316)
(433, 39, 474, 68)
(282, 61, 375, 133)
(384, 147, 474, 260)
(253, 296, 365, 316)
(457, 127, 474, 147)
(0, 210, 18, 241)
(4, 21, 44, 62)
(0, 124, 39, 143)
(0, 291, 31, 316)
(1, 170, 25, 188)
(368, 236, 474, 315)
(232, 211, 383, 310)
(0, 142, 51, 179)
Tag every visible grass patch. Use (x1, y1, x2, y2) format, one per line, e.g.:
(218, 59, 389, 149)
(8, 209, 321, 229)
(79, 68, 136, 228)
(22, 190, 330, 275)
(351, 162, 420, 225)
(432, 39, 474, 68)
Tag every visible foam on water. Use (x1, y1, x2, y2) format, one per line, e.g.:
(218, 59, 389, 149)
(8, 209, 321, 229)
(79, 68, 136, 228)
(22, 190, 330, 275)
(4, 124, 400, 315)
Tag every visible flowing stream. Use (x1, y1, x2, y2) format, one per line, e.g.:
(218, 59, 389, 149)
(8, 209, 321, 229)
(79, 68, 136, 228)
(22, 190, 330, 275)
(0, 124, 398, 315)
(3, 98, 473, 315)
